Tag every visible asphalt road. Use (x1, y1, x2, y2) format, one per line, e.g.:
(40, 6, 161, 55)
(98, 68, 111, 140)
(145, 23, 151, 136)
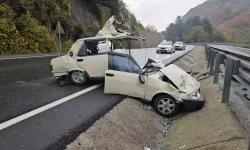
(0, 46, 193, 150)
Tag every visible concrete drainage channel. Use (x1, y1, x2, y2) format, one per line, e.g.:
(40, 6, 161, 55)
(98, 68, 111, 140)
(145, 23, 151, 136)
(67, 98, 170, 150)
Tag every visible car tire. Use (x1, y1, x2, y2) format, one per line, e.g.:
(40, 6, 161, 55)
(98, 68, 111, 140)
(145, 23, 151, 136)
(153, 94, 179, 117)
(69, 70, 88, 85)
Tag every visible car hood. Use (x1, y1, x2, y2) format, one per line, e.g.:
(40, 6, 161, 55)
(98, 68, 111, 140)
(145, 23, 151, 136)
(174, 44, 183, 47)
(160, 64, 200, 93)
(158, 45, 172, 48)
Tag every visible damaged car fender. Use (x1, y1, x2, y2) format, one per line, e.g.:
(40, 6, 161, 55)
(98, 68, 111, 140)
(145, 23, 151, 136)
(144, 74, 182, 102)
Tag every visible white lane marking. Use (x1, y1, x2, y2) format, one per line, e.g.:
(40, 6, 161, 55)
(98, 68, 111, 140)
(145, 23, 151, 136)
(0, 84, 102, 131)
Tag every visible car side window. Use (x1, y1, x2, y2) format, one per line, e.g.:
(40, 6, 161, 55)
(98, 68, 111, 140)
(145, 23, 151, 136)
(109, 54, 141, 74)
(78, 44, 86, 56)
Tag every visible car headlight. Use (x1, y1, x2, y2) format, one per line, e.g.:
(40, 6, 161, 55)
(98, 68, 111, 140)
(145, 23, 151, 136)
(187, 91, 200, 99)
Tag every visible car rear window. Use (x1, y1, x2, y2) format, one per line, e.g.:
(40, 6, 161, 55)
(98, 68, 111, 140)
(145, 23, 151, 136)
(78, 44, 87, 56)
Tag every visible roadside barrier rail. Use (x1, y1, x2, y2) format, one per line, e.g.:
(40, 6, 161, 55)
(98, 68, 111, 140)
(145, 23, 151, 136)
(205, 44, 250, 103)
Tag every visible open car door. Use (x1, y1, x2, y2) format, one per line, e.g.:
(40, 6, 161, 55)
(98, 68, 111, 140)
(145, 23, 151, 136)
(104, 53, 146, 98)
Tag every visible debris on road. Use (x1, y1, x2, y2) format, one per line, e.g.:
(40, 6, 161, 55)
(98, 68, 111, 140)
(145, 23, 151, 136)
(179, 146, 186, 149)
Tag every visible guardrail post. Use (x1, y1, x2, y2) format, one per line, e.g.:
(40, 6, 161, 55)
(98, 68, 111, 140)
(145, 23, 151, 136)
(214, 53, 222, 83)
(205, 45, 208, 60)
(209, 51, 216, 74)
(233, 60, 240, 75)
(222, 57, 234, 103)
(207, 49, 212, 68)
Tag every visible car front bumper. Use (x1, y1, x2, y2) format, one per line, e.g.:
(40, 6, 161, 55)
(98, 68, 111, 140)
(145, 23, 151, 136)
(175, 46, 184, 50)
(157, 49, 172, 53)
(182, 92, 205, 111)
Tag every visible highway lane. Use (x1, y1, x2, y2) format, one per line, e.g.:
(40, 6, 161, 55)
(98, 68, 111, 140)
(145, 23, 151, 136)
(0, 46, 193, 150)
(0, 87, 124, 150)
(0, 46, 192, 123)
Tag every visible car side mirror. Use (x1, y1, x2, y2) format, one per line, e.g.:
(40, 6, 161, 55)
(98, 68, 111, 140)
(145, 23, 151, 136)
(139, 74, 145, 84)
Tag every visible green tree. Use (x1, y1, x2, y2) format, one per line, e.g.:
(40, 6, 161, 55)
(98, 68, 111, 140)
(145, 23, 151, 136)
(184, 26, 209, 42)
(175, 16, 184, 40)
(16, 14, 56, 53)
(0, 4, 18, 54)
(202, 18, 213, 35)
(211, 31, 226, 42)
(166, 23, 177, 40)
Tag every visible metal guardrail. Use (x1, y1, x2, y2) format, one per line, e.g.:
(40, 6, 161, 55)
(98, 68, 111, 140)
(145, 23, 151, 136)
(205, 44, 250, 103)
(159, 47, 193, 66)
(188, 43, 250, 49)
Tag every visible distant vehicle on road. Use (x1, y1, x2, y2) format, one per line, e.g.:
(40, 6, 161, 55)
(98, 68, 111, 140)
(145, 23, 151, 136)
(174, 41, 186, 50)
(97, 41, 112, 52)
(156, 41, 175, 54)
(105, 58, 204, 117)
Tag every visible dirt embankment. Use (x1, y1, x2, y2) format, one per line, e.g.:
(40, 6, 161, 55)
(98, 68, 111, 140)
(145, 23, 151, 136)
(67, 46, 248, 150)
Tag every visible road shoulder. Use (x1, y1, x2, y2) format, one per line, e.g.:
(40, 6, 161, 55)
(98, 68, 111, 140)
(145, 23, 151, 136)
(67, 98, 169, 150)
(166, 46, 248, 150)
(166, 76, 248, 150)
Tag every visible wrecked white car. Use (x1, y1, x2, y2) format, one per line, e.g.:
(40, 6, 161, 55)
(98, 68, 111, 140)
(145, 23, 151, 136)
(104, 57, 204, 117)
(50, 16, 144, 85)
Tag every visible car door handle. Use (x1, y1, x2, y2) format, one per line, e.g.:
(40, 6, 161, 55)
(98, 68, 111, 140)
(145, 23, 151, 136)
(77, 59, 83, 62)
(106, 73, 114, 77)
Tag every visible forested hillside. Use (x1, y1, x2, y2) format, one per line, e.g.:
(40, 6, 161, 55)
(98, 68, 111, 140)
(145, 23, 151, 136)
(182, 0, 250, 43)
(164, 16, 230, 42)
(217, 10, 250, 43)
(0, 0, 144, 54)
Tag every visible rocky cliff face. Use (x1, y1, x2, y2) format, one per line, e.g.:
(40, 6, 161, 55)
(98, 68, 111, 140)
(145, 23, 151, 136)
(71, 0, 101, 34)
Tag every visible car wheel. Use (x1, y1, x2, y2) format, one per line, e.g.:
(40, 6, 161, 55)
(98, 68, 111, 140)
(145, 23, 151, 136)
(153, 94, 179, 117)
(69, 70, 88, 85)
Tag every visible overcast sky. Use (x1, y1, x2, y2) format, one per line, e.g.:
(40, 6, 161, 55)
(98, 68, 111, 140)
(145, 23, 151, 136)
(123, 0, 207, 31)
